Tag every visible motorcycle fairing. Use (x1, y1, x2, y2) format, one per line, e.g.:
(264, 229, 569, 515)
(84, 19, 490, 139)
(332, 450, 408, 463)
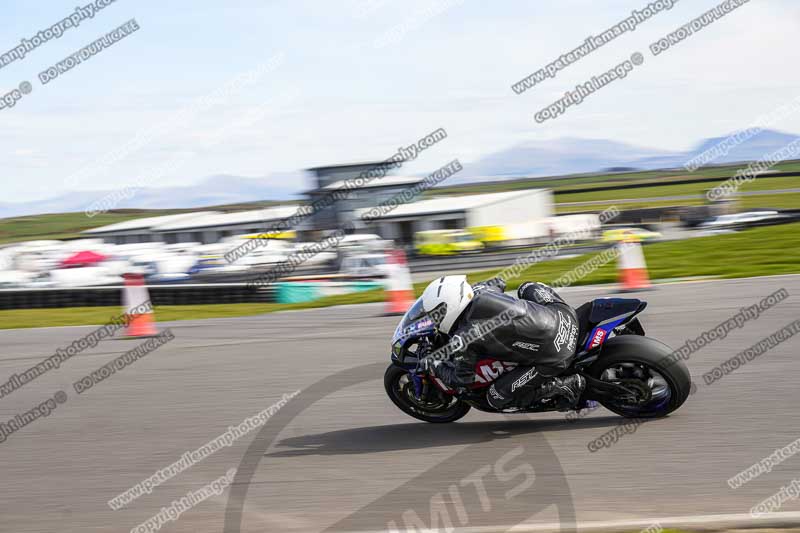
(579, 298, 647, 351)
(426, 358, 517, 394)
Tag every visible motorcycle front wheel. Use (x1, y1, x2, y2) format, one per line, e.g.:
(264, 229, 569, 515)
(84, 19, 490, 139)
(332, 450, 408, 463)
(384, 365, 471, 423)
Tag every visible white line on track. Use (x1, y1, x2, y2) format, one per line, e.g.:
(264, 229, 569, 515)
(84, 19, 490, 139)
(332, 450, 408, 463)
(340, 510, 800, 533)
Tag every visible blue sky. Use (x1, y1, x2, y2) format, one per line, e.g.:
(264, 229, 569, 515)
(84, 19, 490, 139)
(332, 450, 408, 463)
(2, 0, 798, 203)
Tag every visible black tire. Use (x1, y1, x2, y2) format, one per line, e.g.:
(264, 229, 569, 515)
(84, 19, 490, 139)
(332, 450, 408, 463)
(384, 365, 471, 423)
(588, 335, 691, 418)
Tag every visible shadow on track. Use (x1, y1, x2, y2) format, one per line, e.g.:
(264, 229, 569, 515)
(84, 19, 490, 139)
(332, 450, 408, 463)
(266, 415, 650, 457)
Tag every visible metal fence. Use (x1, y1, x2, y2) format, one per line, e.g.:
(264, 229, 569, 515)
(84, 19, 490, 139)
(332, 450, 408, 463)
(0, 283, 277, 310)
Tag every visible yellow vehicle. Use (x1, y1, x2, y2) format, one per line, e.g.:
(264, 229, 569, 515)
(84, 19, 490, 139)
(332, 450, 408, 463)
(469, 225, 507, 246)
(414, 230, 484, 256)
(602, 227, 662, 243)
(242, 230, 297, 240)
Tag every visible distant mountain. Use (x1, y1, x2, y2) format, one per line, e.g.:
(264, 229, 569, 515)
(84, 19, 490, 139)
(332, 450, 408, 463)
(629, 129, 800, 171)
(454, 129, 800, 183)
(457, 137, 673, 180)
(3, 129, 798, 218)
(0, 173, 306, 218)
(686, 129, 799, 165)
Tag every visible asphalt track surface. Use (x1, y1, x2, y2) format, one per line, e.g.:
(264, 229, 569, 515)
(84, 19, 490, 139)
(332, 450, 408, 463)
(2, 275, 800, 532)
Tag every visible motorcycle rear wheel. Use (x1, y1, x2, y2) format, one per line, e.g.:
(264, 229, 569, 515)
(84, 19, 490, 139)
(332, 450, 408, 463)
(588, 335, 691, 418)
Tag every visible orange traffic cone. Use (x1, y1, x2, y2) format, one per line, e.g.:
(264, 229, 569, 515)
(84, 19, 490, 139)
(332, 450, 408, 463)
(384, 249, 415, 315)
(122, 273, 158, 337)
(617, 239, 652, 291)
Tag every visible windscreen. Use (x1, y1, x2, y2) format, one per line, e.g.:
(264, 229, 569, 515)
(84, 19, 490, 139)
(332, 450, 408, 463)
(393, 297, 426, 341)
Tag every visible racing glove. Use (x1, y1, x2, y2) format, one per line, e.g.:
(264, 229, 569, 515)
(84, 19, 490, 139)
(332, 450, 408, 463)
(420, 357, 475, 387)
(418, 334, 474, 387)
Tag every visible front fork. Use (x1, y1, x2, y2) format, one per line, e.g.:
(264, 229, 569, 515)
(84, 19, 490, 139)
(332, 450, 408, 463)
(398, 361, 431, 401)
(407, 366, 450, 402)
(409, 371, 425, 399)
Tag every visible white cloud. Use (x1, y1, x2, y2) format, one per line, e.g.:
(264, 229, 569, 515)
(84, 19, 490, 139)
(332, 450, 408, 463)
(1, 0, 796, 205)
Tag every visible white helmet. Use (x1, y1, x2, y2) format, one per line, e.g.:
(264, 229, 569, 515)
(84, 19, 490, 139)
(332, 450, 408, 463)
(420, 275, 474, 334)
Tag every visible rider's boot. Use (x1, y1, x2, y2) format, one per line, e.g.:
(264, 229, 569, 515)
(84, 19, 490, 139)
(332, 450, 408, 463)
(486, 366, 546, 411)
(487, 366, 585, 412)
(536, 374, 586, 411)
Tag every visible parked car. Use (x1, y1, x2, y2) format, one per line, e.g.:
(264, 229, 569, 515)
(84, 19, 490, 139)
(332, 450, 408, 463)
(698, 211, 782, 229)
(414, 230, 484, 256)
(602, 227, 662, 243)
(339, 253, 391, 278)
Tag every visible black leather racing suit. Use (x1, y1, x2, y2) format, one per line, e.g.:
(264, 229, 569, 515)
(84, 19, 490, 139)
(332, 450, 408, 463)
(430, 279, 580, 410)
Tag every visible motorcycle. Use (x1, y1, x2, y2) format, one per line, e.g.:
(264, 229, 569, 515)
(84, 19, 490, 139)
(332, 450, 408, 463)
(384, 286, 691, 423)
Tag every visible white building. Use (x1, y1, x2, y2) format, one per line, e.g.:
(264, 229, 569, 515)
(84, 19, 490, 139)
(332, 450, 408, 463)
(82, 212, 216, 244)
(83, 206, 302, 244)
(356, 189, 554, 244)
(154, 205, 302, 244)
(82, 185, 556, 247)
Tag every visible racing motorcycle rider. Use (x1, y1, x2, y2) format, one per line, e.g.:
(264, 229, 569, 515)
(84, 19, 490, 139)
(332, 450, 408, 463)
(419, 276, 585, 412)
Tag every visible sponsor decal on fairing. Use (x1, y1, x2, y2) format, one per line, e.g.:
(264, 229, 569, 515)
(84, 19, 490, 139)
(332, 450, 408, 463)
(589, 328, 606, 349)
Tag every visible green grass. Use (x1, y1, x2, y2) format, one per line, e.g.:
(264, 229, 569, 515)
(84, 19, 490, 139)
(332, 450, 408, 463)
(462, 221, 800, 292)
(4, 222, 798, 329)
(434, 163, 800, 214)
(739, 174, 800, 193)
(555, 175, 800, 204)
(0, 211, 183, 245)
(555, 190, 800, 214)
(738, 192, 800, 210)
(555, 200, 703, 214)
(0, 201, 293, 245)
(431, 161, 800, 197)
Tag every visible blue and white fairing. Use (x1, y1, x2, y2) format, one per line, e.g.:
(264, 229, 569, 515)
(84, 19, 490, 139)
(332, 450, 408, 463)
(581, 298, 647, 351)
(391, 297, 438, 363)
